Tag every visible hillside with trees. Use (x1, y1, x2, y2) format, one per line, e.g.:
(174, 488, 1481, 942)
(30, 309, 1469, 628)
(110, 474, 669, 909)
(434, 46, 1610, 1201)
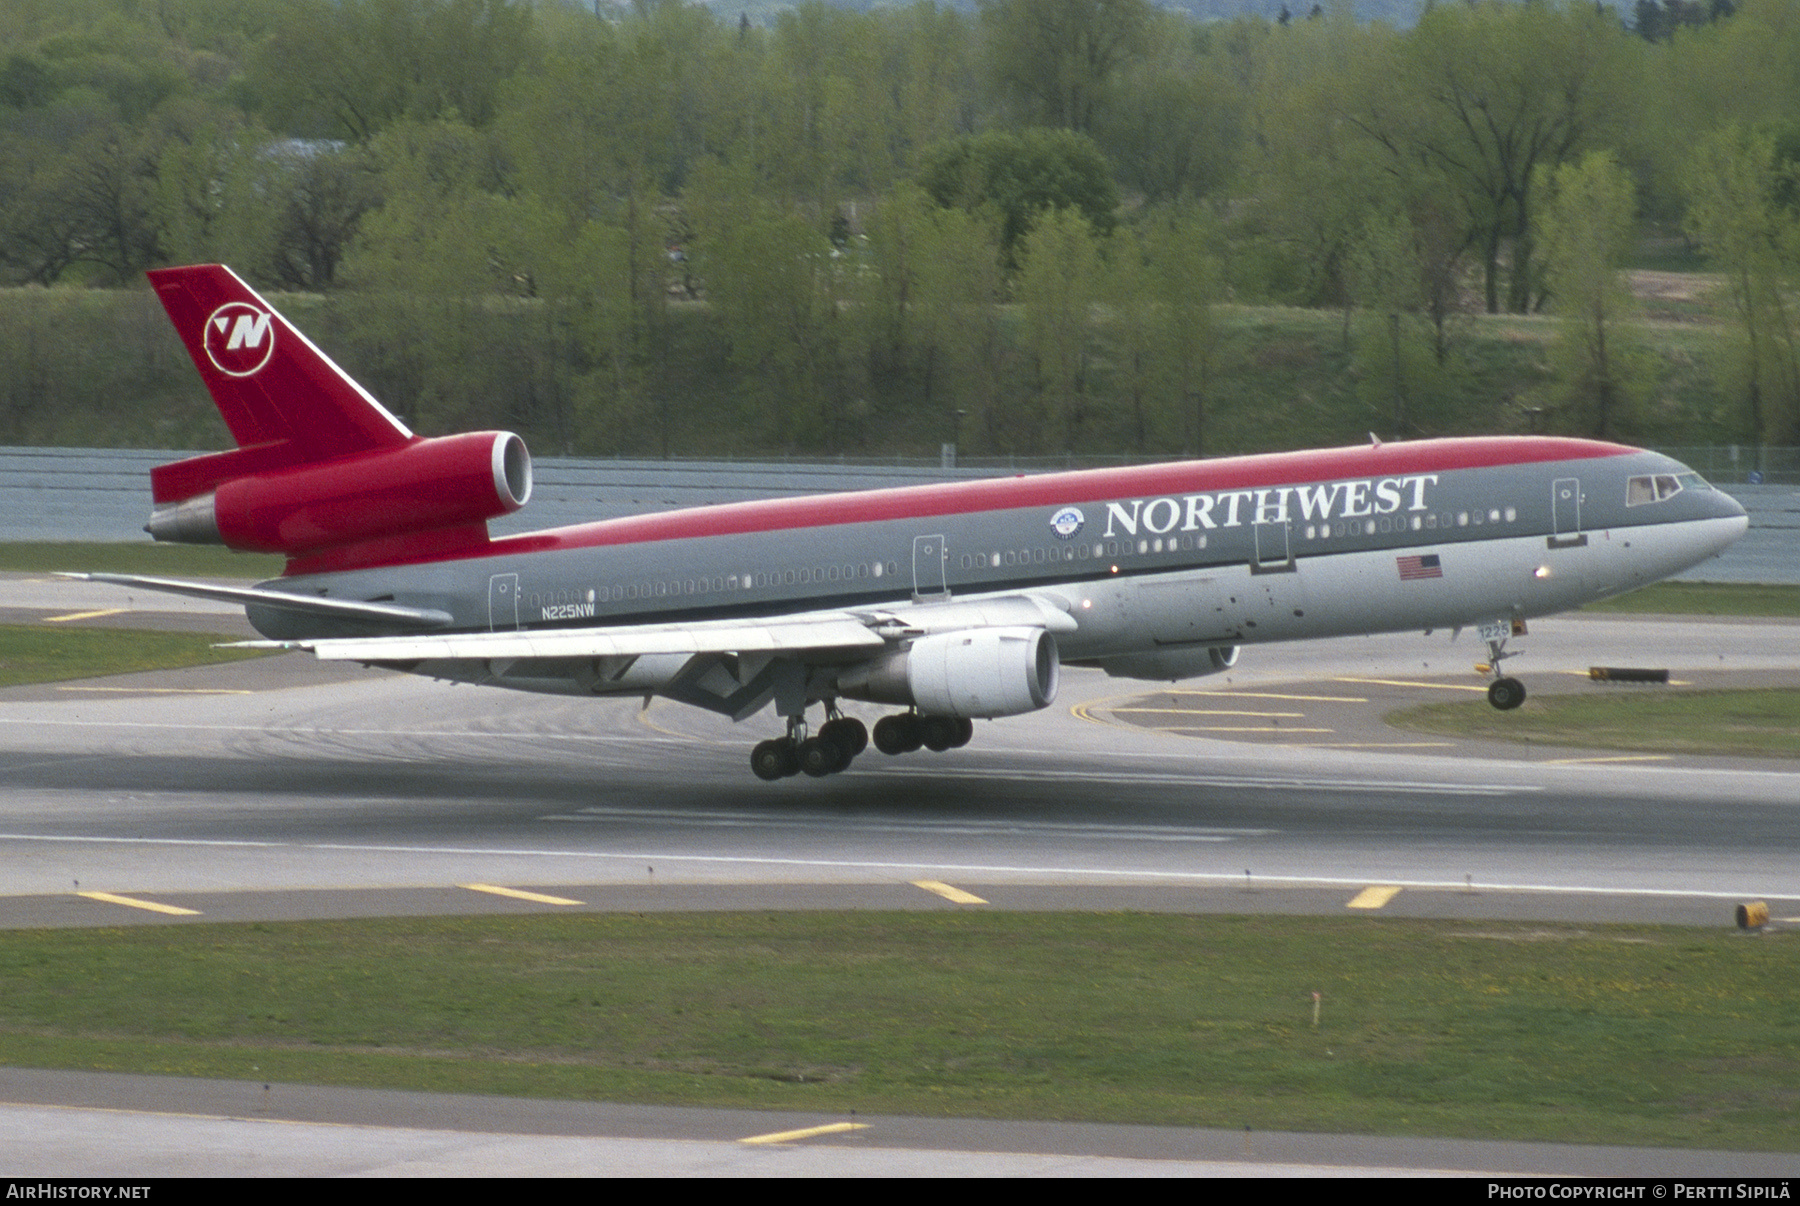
(1, 0, 1793, 460)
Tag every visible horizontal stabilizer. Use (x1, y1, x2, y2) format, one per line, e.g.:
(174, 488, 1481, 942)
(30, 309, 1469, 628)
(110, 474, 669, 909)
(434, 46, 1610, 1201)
(63, 573, 454, 628)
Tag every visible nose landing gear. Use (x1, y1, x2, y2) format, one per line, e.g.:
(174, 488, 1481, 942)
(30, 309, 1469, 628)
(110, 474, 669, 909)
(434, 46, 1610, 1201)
(1478, 620, 1528, 711)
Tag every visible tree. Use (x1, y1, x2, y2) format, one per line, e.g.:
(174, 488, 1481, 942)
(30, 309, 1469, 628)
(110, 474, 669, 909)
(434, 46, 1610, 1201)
(979, 0, 1153, 133)
(1344, 2, 1637, 314)
(916, 127, 1117, 268)
(1016, 205, 1104, 447)
(1536, 151, 1649, 439)
(1684, 125, 1800, 446)
(252, 0, 540, 141)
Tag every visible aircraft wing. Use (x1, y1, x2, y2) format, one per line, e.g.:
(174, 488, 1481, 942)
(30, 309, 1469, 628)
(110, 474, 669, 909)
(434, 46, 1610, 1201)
(232, 592, 1077, 662)
(237, 611, 888, 661)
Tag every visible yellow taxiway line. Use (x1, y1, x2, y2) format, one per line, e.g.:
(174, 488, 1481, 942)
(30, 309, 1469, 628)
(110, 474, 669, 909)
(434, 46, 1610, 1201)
(43, 608, 130, 623)
(1332, 676, 1490, 692)
(739, 1121, 869, 1145)
(460, 884, 586, 906)
(1346, 886, 1403, 909)
(912, 880, 988, 905)
(77, 891, 200, 916)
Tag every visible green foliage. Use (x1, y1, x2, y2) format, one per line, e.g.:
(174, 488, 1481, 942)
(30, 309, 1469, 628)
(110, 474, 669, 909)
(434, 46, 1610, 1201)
(1683, 125, 1800, 446)
(1535, 151, 1654, 438)
(979, 0, 1155, 133)
(249, 0, 541, 141)
(916, 127, 1119, 266)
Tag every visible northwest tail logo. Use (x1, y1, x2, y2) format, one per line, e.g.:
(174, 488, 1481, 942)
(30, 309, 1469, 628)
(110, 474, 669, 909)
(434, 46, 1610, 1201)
(203, 302, 275, 377)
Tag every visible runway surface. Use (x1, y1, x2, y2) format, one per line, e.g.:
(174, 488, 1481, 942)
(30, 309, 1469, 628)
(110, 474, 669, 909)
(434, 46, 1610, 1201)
(3, 573, 1798, 1174)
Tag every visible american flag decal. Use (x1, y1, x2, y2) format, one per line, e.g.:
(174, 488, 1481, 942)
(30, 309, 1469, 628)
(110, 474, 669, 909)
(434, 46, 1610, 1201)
(1397, 554, 1443, 581)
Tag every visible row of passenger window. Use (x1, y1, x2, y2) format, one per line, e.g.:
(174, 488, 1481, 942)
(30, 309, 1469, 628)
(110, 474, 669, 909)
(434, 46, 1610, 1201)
(537, 559, 903, 608)
(1304, 507, 1518, 540)
(956, 533, 1212, 572)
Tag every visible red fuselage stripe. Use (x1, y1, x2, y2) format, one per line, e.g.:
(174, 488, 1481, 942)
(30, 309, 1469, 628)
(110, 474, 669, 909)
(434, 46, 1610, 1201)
(283, 436, 1633, 576)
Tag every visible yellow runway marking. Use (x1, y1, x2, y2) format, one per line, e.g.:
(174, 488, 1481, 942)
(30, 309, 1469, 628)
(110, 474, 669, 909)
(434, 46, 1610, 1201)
(1111, 707, 1306, 718)
(44, 608, 130, 623)
(912, 880, 988, 904)
(1539, 754, 1673, 765)
(77, 891, 200, 916)
(1332, 676, 1489, 692)
(1162, 725, 1334, 734)
(740, 1121, 869, 1146)
(1168, 690, 1369, 703)
(460, 883, 585, 906)
(632, 700, 734, 745)
(1347, 886, 1403, 909)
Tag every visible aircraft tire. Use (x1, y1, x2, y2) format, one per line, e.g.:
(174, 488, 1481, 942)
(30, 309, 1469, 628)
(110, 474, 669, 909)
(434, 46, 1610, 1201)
(798, 735, 846, 777)
(822, 717, 868, 757)
(950, 718, 974, 748)
(752, 738, 798, 780)
(872, 714, 921, 755)
(920, 716, 959, 752)
(1487, 677, 1527, 711)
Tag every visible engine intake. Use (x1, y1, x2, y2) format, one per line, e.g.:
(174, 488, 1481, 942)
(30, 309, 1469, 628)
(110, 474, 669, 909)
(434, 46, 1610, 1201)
(147, 431, 531, 556)
(838, 626, 1059, 718)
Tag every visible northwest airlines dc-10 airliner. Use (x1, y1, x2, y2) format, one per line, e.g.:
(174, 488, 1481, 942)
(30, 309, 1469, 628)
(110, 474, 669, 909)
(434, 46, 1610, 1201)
(75, 264, 1749, 781)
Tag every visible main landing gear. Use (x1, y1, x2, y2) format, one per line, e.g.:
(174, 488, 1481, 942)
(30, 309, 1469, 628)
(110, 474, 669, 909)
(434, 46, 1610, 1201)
(1479, 622, 1528, 711)
(749, 707, 973, 780)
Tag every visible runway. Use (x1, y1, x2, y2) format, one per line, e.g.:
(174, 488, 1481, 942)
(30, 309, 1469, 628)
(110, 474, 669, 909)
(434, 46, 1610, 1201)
(4, 577, 1798, 916)
(3, 573, 1799, 1174)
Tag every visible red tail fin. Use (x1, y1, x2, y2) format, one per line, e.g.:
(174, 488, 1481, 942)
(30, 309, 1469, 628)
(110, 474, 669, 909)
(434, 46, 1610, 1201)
(143, 265, 531, 573)
(147, 264, 414, 504)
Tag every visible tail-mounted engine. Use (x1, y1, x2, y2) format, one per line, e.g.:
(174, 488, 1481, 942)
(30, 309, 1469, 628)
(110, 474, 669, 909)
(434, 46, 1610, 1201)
(837, 626, 1060, 718)
(147, 431, 532, 557)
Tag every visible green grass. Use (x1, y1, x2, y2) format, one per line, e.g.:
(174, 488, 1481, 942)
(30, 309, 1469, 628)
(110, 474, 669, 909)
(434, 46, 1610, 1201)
(0, 913, 1791, 1149)
(1389, 688, 1800, 759)
(0, 624, 268, 688)
(1583, 581, 1800, 618)
(0, 542, 283, 579)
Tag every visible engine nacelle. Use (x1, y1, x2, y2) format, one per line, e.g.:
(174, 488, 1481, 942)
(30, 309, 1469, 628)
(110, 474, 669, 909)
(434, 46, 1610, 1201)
(1096, 644, 1238, 683)
(837, 626, 1060, 718)
(147, 431, 532, 556)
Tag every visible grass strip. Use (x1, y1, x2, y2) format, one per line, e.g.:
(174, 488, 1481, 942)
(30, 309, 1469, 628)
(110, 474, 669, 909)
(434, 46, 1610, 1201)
(1582, 581, 1800, 618)
(0, 913, 1792, 1150)
(1388, 687, 1800, 759)
(0, 624, 268, 688)
(0, 542, 282, 579)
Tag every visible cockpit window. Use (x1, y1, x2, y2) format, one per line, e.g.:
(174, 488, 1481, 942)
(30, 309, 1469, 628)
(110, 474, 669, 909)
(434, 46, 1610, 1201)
(1627, 474, 1693, 506)
(1627, 478, 1692, 504)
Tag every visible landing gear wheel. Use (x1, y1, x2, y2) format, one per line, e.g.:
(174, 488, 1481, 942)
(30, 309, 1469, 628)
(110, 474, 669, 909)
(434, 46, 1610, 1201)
(920, 715, 960, 752)
(873, 713, 922, 755)
(820, 717, 867, 758)
(950, 718, 974, 748)
(1487, 677, 1527, 711)
(797, 735, 846, 778)
(751, 738, 798, 780)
